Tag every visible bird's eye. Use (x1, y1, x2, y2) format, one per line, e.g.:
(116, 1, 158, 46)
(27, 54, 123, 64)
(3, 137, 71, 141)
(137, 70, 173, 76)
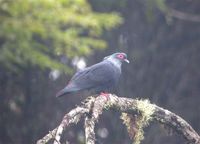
(117, 54, 124, 59)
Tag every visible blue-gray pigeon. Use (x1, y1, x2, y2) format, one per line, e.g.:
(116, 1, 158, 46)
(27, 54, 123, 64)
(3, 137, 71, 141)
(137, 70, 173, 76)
(56, 52, 129, 97)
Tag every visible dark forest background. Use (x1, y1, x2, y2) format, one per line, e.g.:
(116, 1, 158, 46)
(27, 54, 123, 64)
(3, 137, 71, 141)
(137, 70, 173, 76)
(0, 0, 200, 144)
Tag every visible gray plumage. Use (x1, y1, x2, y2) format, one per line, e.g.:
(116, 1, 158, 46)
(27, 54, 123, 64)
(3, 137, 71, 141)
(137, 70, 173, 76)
(56, 52, 129, 97)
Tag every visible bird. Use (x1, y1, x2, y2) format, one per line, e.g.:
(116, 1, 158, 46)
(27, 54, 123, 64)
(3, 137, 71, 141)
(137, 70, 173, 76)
(56, 52, 129, 98)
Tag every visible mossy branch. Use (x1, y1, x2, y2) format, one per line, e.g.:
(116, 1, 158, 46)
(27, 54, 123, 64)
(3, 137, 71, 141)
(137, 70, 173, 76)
(36, 94, 200, 144)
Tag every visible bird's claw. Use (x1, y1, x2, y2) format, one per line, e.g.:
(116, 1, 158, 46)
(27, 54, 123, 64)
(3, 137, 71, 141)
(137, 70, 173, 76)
(100, 92, 110, 100)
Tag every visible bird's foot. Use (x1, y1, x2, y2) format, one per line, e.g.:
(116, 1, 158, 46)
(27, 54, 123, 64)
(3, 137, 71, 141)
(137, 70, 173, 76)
(100, 92, 110, 100)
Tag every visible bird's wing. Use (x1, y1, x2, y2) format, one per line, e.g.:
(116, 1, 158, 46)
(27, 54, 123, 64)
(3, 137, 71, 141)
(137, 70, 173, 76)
(69, 62, 118, 90)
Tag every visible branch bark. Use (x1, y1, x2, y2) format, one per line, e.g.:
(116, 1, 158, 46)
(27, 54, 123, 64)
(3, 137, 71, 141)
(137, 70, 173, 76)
(36, 94, 200, 144)
(36, 97, 95, 144)
(84, 96, 108, 144)
(167, 7, 200, 23)
(156, 3, 200, 23)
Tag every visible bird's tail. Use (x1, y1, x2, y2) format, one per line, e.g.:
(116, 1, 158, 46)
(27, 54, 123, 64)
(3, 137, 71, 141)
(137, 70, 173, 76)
(56, 88, 72, 97)
(56, 87, 79, 97)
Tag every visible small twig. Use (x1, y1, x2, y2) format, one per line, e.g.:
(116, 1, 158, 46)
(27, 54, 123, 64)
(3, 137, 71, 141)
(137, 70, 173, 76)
(36, 128, 58, 144)
(157, 2, 200, 23)
(167, 7, 200, 23)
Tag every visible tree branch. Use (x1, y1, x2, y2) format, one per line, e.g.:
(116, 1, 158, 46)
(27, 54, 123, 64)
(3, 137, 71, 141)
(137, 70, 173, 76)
(84, 96, 108, 144)
(153, 106, 200, 143)
(156, 2, 200, 23)
(36, 94, 200, 144)
(167, 7, 200, 23)
(36, 97, 95, 144)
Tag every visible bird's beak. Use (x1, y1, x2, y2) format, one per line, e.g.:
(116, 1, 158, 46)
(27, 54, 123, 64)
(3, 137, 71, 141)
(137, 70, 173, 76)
(124, 59, 130, 63)
(103, 56, 109, 60)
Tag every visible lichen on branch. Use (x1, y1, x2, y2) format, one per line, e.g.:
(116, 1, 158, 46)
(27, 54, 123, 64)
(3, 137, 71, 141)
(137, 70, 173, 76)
(36, 94, 200, 144)
(120, 99, 155, 144)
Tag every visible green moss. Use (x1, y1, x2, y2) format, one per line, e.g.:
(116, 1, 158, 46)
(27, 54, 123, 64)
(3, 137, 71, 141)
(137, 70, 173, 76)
(134, 99, 155, 144)
(136, 99, 155, 123)
(121, 99, 155, 144)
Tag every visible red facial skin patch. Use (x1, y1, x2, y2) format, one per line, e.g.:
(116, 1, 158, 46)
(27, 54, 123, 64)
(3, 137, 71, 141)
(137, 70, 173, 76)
(117, 54, 124, 59)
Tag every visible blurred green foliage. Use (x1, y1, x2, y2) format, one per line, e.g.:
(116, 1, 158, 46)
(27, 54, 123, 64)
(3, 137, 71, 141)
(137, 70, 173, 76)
(147, 0, 166, 11)
(0, 0, 122, 72)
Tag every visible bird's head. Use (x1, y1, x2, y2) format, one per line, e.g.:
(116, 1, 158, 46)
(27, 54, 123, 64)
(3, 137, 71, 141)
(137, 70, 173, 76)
(104, 52, 129, 65)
